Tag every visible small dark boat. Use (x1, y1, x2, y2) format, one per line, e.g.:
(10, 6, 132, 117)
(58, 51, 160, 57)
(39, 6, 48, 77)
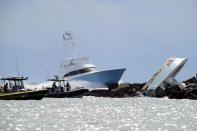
(45, 76, 89, 98)
(0, 76, 48, 100)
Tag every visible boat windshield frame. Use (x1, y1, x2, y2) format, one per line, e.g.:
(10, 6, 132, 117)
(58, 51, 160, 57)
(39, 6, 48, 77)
(65, 57, 91, 66)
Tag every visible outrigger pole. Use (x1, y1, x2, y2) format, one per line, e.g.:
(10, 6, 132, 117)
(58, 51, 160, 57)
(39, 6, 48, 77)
(63, 31, 76, 59)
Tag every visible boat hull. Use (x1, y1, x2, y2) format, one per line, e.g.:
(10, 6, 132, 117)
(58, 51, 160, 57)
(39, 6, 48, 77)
(73, 68, 126, 85)
(0, 90, 48, 100)
(45, 89, 89, 98)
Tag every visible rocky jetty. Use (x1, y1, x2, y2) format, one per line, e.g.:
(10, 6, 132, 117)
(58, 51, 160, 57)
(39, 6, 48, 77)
(166, 77, 197, 100)
(86, 83, 146, 98)
(86, 77, 197, 100)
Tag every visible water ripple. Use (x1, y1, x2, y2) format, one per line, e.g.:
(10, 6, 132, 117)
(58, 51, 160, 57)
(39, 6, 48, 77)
(0, 97, 197, 131)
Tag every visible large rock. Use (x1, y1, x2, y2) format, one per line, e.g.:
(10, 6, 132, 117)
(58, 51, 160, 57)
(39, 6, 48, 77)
(183, 77, 197, 85)
(165, 77, 197, 100)
(166, 84, 185, 99)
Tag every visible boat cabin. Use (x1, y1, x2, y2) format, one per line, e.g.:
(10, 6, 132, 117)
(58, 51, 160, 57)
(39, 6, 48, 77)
(60, 57, 98, 77)
(0, 76, 28, 93)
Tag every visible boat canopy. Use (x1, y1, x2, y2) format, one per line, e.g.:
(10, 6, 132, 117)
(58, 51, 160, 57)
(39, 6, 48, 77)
(47, 76, 68, 82)
(0, 76, 28, 81)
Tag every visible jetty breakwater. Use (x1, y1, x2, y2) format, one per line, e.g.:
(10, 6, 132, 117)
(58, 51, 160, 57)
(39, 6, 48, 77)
(86, 76, 197, 100)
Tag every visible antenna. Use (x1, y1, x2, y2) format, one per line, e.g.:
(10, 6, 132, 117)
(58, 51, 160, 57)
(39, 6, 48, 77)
(63, 31, 76, 59)
(16, 57, 20, 77)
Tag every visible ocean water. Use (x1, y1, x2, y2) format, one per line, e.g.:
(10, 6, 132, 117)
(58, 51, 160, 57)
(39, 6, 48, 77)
(0, 97, 197, 131)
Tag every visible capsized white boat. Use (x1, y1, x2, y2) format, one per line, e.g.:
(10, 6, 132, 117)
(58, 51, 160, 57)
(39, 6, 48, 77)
(142, 57, 188, 97)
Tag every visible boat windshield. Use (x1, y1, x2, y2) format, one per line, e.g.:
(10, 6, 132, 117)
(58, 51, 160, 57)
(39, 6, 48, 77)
(14, 80, 24, 87)
(64, 67, 96, 77)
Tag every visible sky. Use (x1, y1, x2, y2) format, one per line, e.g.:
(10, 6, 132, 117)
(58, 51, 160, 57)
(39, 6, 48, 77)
(0, 0, 197, 83)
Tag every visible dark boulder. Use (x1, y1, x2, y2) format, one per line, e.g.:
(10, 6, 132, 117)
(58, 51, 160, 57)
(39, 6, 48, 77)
(166, 84, 185, 99)
(183, 77, 197, 85)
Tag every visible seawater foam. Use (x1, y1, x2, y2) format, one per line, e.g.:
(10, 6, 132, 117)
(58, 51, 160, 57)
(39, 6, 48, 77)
(25, 81, 53, 90)
(25, 80, 108, 90)
(69, 80, 107, 90)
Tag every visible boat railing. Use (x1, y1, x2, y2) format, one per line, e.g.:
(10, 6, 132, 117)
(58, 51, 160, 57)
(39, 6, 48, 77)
(61, 57, 91, 66)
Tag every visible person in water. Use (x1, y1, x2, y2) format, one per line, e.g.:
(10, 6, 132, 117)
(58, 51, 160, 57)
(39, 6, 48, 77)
(66, 82, 71, 91)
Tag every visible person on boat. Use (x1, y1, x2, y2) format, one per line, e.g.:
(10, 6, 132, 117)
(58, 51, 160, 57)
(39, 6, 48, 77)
(52, 82, 57, 92)
(4, 83, 8, 93)
(66, 82, 71, 91)
(61, 86, 64, 92)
